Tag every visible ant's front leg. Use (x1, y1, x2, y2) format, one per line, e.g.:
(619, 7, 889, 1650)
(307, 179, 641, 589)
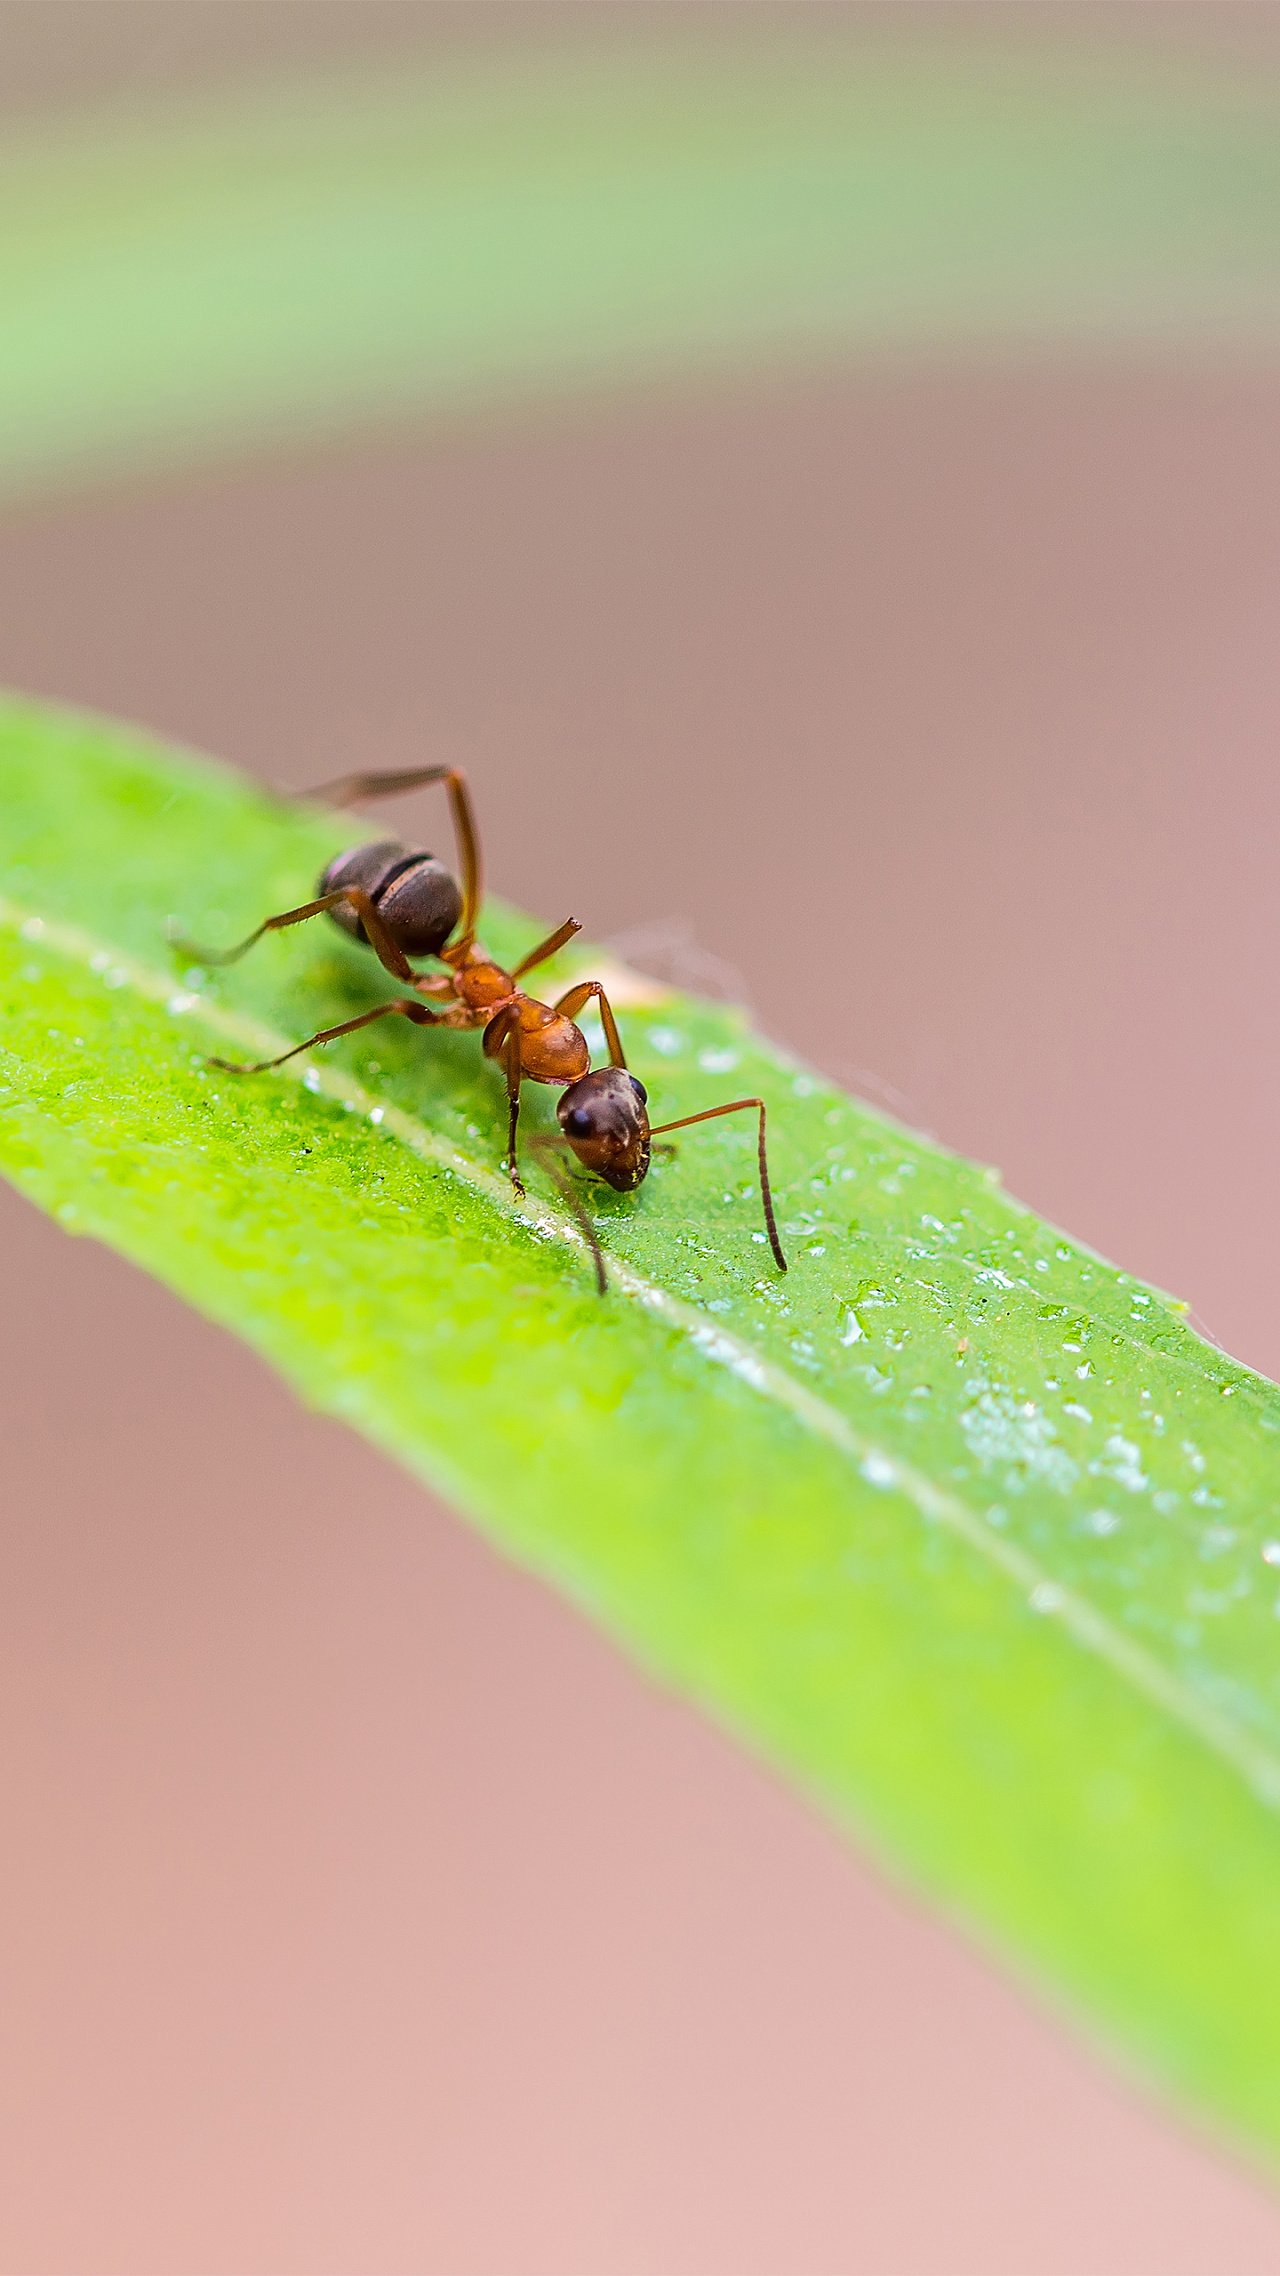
(510, 917, 582, 981)
(501, 1027, 526, 1197)
(170, 886, 415, 987)
(482, 1005, 527, 1195)
(552, 980, 627, 1068)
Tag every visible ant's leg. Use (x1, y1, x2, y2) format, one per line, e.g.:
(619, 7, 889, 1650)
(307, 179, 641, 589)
(649, 1098, 787, 1273)
(210, 996, 441, 1075)
(481, 1004, 527, 1194)
(526, 1135, 608, 1293)
(500, 1023, 527, 1197)
(552, 981, 626, 1069)
(510, 917, 582, 981)
(171, 887, 415, 987)
(302, 765, 482, 943)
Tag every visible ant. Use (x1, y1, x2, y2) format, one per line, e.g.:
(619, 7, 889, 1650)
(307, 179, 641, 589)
(170, 765, 787, 1293)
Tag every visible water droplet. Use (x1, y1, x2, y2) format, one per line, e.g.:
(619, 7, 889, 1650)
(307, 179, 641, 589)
(1089, 1432, 1148, 1494)
(839, 1310, 865, 1346)
(791, 1075, 817, 1098)
(19, 917, 44, 941)
(647, 1027, 686, 1057)
(1262, 1543, 1280, 1566)
(860, 1451, 897, 1489)
(1200, 1526, 1237, 1557)
(1030, 1583, 1064, 1614)
(698, 1046, 739, 1074)
(303, 1068, 322, 1092)
(368, 1105, 385, 1125)
(960, 1385, 1079, 1494)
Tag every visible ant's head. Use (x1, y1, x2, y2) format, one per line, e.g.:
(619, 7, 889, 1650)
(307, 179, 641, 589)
(557, 1068, 651, 1191)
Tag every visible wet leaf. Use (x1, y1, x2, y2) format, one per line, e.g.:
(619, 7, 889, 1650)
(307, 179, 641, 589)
(4, 694, 1280, 2166)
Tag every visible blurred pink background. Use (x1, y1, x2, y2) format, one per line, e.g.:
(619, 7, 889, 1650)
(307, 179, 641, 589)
(4, 8, 1280, 2271)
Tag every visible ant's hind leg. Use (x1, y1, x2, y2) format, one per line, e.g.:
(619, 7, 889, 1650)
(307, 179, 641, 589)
(301, 765, 482, 944)
(171, 886, 415, 987)
(210, 996, 440, 1076)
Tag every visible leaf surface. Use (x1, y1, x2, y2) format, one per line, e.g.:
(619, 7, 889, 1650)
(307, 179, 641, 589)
(3, 33, 1280, 500)
(4, 696, 1280, 2161)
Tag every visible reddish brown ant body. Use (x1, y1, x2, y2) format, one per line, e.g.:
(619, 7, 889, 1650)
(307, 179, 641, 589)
(171, 765, 786, 1292)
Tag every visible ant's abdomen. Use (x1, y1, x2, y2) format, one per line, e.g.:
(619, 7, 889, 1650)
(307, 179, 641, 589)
(320, 840, 463, 957)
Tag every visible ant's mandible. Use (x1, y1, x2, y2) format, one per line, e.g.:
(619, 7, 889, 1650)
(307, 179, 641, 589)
(170, 765, 787, 1292)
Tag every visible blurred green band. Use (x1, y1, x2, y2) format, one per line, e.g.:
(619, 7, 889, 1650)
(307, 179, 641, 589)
(3, 31, 1280, 502)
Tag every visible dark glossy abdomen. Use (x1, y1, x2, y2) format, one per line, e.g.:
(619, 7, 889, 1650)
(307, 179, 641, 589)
(319, 840, 463, 957)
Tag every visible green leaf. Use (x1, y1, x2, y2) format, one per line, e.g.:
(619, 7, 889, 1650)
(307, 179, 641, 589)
(4, 32, 1280, 502)
(5, 692, 1280, 2164)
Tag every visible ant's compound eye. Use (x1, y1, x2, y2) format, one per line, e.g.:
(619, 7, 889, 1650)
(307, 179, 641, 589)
(565, 1107, 594, 1137)
(627, 1076, 648, 1105)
